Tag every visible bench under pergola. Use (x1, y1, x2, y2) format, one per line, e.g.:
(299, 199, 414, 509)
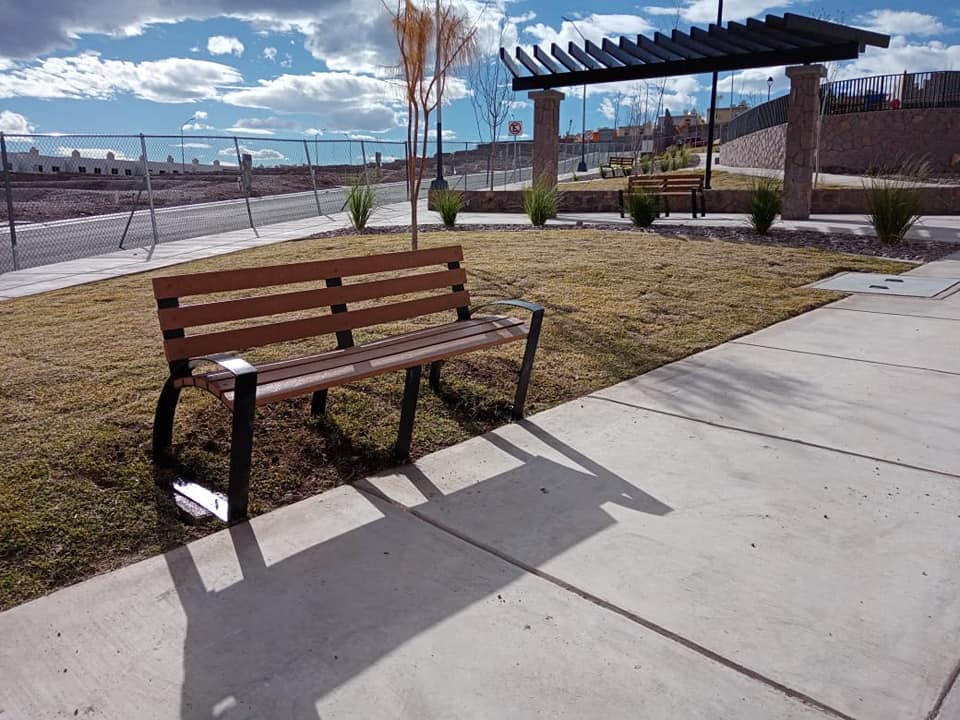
(500, 13, 889, 219)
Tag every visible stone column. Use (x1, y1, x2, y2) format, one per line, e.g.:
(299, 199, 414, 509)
(782, 64, 827, 220)
(528, 90, 565, 188)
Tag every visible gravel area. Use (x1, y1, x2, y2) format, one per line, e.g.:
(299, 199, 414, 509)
(305, 222, 955, 263)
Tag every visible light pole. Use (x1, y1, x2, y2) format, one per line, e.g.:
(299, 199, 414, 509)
(767, 76, 774, 102)
(562, 16, 589, 173)
(703, 0, 723, 189)
(430, 0, 449, 190)
(561, 17, 589, 172)
(180, 114, 196, 175)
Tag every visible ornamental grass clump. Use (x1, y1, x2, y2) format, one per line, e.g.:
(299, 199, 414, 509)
(433, 189, 463, 228)
(522, 179, 560, 226)
(627, 190, 658, 227)
(864, 161, 926, 243)
(346, 178, 375, 230)
(748, 177, 782, 235)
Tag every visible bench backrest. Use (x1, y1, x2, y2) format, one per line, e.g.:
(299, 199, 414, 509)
(608, 156, 633, 165)
(628, 173, 704, 192)
(153, 245, 470, 364)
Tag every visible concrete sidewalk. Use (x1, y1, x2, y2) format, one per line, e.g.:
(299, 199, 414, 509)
(3, 252, 960, 718)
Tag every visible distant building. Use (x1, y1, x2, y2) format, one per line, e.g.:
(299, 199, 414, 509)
(3, 147, 228, 176)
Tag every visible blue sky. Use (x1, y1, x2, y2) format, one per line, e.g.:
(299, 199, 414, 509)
(0, 0, 957, 152)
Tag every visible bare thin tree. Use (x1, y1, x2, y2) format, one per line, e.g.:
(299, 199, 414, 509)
(389, 0, 478, 249)
(469, 20, 514, 190)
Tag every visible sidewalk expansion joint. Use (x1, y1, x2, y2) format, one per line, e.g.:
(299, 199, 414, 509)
(825, 306, 960, 323)
(356, 482, 856, 720)
(731, 340, 960, 378)
(585, 394, 960, 483)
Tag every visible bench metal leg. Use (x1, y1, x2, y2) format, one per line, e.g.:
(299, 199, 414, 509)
(662, 197, 670, 217)
(153, 377, 182, 461)
(429, 360, 443, 390)
(395, 365, 422, 458)
(311, 389, 328, 416)
(700, 191, 706, 218)
(691, 188, 698, 218)
(512, 309, 545, 421)
(227, 373, 257, 523)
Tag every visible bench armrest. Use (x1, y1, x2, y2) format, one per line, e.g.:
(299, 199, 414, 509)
(187, 353, 257, 378)
(470, 299, 544, 318)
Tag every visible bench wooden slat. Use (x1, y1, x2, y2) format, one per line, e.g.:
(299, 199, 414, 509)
(198, 315, 527, 393)
(158, 268, 467, 330)
(216, 321, 529, 407)
(163, 291, 470, 361)
(152, 245, 464, 299)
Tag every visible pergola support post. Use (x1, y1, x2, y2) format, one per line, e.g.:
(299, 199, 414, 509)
(782, 64, 827, 220)
(527, 90, 565, 189)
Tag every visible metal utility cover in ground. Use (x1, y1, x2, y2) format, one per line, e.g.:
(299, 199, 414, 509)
(811, 272, 960, 297)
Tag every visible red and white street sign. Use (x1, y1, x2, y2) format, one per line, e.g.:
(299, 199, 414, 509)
(508, 120, 523, 136)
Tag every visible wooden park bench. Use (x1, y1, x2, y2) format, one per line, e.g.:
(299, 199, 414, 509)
(151, 245, 544, 522)
(606, 156, 635, 175)
(620, 173, 706, 219)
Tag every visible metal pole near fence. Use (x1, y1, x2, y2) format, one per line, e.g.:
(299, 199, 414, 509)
(404, 141, 411, 201)
(360, 141, 368, 183)
(234, 137, 258, 237)
(0, 133, 19, 271)
(139, 134, 160, 248)
(303, 140, 324, 218)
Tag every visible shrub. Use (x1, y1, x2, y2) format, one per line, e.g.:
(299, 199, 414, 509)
(346, 178, 375, 230)
(659, 157, 670, 173)
(522, 180, 560, 226)
(864, 161, 926, 243)
(748, 177, 782, 235)
(678, 146, 691, 167)
(640, 159, 651, 175)
(600, 166, 609, 179)
(433, 188, 462, 228)
(623, 165, 633, 176)
(626, 190, 658, 227)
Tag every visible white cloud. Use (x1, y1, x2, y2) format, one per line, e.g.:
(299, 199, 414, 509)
(0, 110, 33, 133)
(643, 0, 791, 25)
(222, 72, 405, 132)
(262, 46, 277, 61)
(523, 14, 655, 55)
(227, 116, 301, 135)
(0, 52, 242, 103)
(834, 36, 960, 77)
(856, 10, 946, 37)
(280, 53, 293, 68)
(207, 35, 244, 57)
(175, 142, 212, 149)
(220, 145, 284, 160)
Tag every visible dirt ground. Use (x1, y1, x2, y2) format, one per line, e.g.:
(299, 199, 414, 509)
(0, 163, 410, 223)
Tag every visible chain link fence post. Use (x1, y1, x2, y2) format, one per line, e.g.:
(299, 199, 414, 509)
(0, 132, 19, 271)
(139, 134, 160, 248)
(302, 140, 324, 218)
(360, 140, 368, 183)
(234, 137, 258, 237)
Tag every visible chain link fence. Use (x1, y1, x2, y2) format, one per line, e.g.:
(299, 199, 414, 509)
(0, 133, 633, 272)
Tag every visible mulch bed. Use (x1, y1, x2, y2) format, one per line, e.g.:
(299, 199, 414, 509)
(305, 221, 956, 264)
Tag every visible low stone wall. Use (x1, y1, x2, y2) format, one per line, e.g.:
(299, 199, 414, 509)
(721, 108, 960, 173)
(444, 185, 960, 216)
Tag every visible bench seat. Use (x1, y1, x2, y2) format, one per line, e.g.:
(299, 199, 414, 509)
(178, 315, 529, 408)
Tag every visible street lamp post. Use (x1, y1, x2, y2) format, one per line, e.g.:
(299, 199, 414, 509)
(180, 114, 197, 175)
(767, 76, 774, 102)
(430, 0, 449, 190)
(703, 0, 723, 189)
(562, 16, 589, 173)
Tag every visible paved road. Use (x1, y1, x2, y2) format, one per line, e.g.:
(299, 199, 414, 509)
(0, 149, 606, 273)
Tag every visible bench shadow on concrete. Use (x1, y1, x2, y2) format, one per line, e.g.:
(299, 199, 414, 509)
(165, 425, 671, 719)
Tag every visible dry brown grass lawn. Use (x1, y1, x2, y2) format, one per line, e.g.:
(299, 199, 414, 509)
(0, 228, 907, 609)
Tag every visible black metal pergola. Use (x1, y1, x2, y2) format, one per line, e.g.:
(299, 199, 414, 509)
(500, 13, 889, 186)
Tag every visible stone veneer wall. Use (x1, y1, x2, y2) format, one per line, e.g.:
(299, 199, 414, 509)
(440, 186, 960, 215)
(721, 108, 960, 173)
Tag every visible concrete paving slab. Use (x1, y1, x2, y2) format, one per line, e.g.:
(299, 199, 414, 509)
(590, 341, 960, 477)
(0, 486, 828, 720)
(363, 399, 960, 720)
(736, 306, 960, 374)
(829, 295, 960, 321)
